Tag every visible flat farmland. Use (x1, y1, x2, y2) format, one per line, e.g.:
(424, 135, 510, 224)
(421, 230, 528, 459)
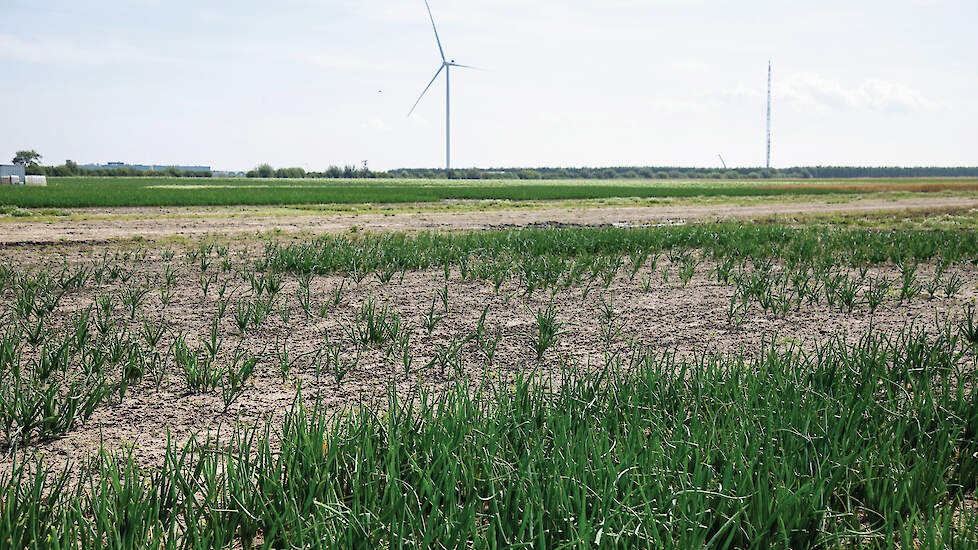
(1, 193, 977, 547)
(3, 177, 978, 245)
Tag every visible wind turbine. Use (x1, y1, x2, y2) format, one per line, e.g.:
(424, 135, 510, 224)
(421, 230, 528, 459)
(408, 0, 476, 175)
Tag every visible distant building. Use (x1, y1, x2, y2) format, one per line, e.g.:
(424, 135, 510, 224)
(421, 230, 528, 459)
(81, 162, 212, 172)
(0, 164, 26, 185)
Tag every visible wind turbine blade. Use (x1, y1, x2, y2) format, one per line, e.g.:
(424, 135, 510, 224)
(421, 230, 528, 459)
(447, 63, 482, 70)
(408, 64, 445, 116)
(424, 0, 446, 62)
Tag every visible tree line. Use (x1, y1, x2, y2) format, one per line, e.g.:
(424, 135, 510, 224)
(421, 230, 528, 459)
(244, 163, 394, 179)
(12, 150, 978, 180)
(248, 165, 978, 180)
(27, 161, 212, 178)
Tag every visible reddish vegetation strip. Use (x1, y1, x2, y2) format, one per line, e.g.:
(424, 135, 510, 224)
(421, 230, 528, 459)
(762, 180, 978, 193)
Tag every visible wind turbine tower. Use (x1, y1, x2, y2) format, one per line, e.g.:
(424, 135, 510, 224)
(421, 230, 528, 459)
(408, 0, 477, 175)
(766, 60, 772, 170)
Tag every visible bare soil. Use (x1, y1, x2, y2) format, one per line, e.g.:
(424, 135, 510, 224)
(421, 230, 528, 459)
(2, 195, 978, 244)
(1, 241, 975, 473)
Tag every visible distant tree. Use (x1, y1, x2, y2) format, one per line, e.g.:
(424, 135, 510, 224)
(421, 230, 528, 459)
(12, 150, 42, 167)
(256, 164, 274, 178)
(275, 167, 306, 178)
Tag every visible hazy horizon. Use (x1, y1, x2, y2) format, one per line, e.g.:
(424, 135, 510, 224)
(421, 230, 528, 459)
(2, 0, 975, 172)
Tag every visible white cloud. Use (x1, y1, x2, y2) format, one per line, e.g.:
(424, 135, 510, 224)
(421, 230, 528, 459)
(779, 73, 936, 113)
(409, 112, 433, 128)
(0, 33, 181, 66)
(0, 34, 85, 65)
(857, 78, 936, 112)
(364, 116, 392, 132)
(671, 59, 713, 74)
(703, 73, 937, 114)
(702, 85, 764, 105)
(292, 50, 367, 70)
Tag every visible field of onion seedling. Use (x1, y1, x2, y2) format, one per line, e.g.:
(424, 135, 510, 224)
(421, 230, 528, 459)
(1, 222, 977, 548)
(2, 177, 976, 209)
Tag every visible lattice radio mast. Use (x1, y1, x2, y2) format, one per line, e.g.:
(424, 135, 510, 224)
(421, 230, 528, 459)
(766, 60, 772, 169)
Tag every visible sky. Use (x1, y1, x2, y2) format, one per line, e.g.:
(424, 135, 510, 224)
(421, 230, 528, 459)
(1, 0, 975, 171)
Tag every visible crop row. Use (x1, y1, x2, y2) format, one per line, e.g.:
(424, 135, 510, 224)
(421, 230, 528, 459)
(264, 224, 978, 276)
(1, 320, 976, 548)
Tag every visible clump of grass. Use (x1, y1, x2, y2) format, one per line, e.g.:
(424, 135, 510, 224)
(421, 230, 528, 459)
(898, 260, 922, 301)
(321, 331, 360, 388)
(863, 275, 892, 314)
(0, 205, 35, 217)
(346, 298, 401, 348)
(233, 298, 271, 333)
(222, 350, 258, 411)
(295, 272, 313, 317)
(530, 303, 562, 360)
(0, 371, 111, 447)
(121, 284, 150, 320)
(273, 337, 317, 382)
(172, 334, 221, 392)
(925, 263, 945, 299)
(422, 297, 445, 335)
(139, 316, 166, 349)
(960, 302, 978, 346)
(944, 271, 965, 298)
